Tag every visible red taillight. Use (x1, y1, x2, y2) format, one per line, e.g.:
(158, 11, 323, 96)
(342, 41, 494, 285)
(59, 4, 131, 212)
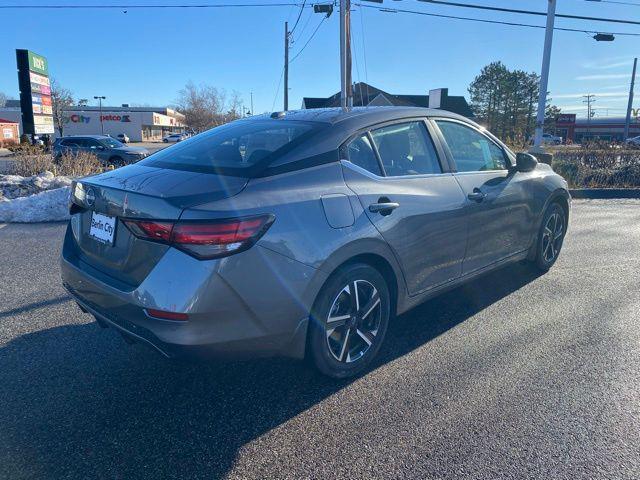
(145, 308, 189, 321)
(124, 220, 173, 242)
(172, 218, 266, 245)
(123, 215, 274, 260)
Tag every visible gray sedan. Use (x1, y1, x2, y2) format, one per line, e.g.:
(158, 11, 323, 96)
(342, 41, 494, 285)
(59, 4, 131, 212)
(60, 107, 570, 378)
(52, 135, 149, 166)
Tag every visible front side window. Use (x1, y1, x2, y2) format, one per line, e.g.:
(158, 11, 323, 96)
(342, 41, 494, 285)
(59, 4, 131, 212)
(141, 120, 316, 175)
(370, 121, 441, 177)
(100, 137, 124, 148)
(435, 120, 508, 172)
(346, 134, 382, 176)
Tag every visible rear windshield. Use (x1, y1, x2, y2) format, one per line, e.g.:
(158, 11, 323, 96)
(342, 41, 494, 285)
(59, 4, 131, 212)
(140, 120, 317, 175)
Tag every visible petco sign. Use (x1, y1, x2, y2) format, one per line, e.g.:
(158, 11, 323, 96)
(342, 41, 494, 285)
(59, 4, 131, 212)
(101, 114, 131, 122)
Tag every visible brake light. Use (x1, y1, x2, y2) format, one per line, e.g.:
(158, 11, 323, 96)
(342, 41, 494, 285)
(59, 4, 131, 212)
(123, 215, 275, 260)
(126, 220, 173, 242)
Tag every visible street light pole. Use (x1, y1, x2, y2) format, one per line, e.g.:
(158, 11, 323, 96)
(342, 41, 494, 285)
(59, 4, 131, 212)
(624, 58, 637, 140)
(532, 0, 556, 150)
(94, 95, 106, 135)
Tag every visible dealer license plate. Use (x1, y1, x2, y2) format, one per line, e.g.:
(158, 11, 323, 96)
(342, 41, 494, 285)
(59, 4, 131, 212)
(89, 212, 116, 246)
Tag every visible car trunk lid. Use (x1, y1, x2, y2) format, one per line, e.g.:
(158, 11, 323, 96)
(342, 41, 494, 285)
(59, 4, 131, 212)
(71, 164, 249, 287)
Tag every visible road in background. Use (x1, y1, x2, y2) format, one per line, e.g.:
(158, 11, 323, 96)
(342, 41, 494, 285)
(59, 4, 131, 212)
(0, 200, 639, 479)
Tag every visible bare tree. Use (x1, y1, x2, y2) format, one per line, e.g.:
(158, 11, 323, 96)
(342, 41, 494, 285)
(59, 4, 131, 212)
(175, 82, 243, 132)
(50, 79, 74, 136)
(0, 91, 13, 108)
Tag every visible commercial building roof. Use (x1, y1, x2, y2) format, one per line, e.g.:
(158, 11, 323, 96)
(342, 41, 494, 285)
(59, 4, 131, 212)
(302, 83, 474, 118)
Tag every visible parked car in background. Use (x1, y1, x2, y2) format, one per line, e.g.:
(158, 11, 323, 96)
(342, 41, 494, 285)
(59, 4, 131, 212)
(162, 133, 186, 143)
(541, 133, 563, 145)
(116, 133, 130, 144)
(625, 135, 640, 147)
(52, 135, 150, 166)
(61, 107, 570, 378)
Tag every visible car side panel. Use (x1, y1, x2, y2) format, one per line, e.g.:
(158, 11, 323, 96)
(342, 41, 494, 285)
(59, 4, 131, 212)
(181, 162, 409, 315)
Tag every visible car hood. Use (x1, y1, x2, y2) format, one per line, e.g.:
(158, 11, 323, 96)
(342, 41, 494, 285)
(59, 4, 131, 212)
(114, 146, 150, 155)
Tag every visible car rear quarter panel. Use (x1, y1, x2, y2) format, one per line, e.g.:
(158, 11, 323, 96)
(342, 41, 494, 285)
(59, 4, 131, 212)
(182, 162, 407, 315)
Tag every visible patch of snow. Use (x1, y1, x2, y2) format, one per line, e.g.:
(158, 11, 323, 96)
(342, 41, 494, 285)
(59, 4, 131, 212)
(0, 186, 70, 223)
(0, 171, 73, 200)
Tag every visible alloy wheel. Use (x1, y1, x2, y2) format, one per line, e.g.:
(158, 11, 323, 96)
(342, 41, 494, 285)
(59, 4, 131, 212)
(325, 280, 382, 363)
(541, 211, 564, 263)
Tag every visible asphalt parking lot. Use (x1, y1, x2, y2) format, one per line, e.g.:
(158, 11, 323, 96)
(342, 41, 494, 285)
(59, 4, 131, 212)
(1, 199, 639, 479)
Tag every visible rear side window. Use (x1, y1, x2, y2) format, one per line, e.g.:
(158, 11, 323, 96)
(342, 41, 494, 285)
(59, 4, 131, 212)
(140, 120, 316, 175)
(346, 134, 382, 176)
(435, 120, 508, 172)
(370, 121, 441, 176)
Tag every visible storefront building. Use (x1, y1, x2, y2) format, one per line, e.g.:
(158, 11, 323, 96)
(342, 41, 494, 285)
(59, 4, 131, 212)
(61, 106, 186, 142)
(0, 118, 20, 145)
(556, 113, 640, 143)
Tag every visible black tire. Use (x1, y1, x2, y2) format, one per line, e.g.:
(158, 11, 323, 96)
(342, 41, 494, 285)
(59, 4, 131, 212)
(533, 202, 566, 271)
(109, 156, 124, 167)
(163, 139, 168, 143)
(308, 263, 390, 378)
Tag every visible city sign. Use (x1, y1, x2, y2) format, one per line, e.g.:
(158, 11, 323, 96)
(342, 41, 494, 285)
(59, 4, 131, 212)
(16, 49, 55, 135)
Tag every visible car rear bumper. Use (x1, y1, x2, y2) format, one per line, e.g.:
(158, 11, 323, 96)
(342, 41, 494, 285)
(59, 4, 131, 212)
(60, 224, 325, 360)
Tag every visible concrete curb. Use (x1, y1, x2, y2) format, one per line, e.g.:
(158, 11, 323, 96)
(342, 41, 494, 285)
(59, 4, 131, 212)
(569, 188, 640, 199)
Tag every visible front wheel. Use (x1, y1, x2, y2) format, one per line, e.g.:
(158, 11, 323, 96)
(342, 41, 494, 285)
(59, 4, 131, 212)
(308, 264, 390, 378)
(533, 202, 566, 271)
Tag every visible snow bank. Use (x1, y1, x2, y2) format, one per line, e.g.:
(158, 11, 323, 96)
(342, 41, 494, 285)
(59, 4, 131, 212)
(1, 171, 73, 200)
(0, 186, 70, 223)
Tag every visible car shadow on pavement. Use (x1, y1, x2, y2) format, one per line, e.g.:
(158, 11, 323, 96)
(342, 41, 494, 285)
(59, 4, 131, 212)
(0, 263, 541, 479)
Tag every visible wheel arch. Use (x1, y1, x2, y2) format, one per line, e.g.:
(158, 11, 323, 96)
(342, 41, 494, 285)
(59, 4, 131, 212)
(527, 188, 570, 260)
(311, 238, 407, 319)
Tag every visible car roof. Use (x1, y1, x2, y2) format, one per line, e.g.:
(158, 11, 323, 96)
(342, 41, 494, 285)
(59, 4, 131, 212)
(61, 135, 112, 139)
(249, 106, 468, 126)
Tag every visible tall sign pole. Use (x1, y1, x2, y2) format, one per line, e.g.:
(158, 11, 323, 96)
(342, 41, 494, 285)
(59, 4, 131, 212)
(533, 0, 556, 150)
(340, 0, 353, 111)
(284, 21, 289, 111)
(624, 57, 637, 140)
(16, 50, 54, 137)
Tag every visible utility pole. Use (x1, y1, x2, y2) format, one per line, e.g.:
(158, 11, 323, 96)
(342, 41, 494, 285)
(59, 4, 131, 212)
(284, 22, 289, 111)
(532, 0, 556, 150)
(94, 95, 106, 135)
(250, 91, 254, 116)
(583, 94, 596, 139)
(624, 57, 637, 140)
(339, 0, 353, 110)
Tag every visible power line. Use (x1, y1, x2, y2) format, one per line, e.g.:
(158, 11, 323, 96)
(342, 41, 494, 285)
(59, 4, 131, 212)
(0, 2, 310, 9)
(289, 0, 307, 36)
(355, 3, 640, 36)
(289, 15, 327, 63)
(271, 67, 285, 112)
(582, 0, 640, 6)
(414, 0, 640, 26)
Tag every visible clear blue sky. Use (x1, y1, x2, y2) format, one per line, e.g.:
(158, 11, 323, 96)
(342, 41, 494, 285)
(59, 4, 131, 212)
(0, 0, 638, 118)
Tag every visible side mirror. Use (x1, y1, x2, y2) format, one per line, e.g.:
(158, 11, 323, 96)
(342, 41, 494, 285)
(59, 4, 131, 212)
(515, 152, 538, 172)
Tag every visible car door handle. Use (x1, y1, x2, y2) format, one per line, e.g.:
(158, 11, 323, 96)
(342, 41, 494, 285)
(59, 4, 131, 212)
(369, 202, 400, 214)
(467, 190, 487, 202)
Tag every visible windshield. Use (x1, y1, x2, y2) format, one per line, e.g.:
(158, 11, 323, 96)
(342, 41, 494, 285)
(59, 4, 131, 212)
(140, 120, 317, 175)
(100, 137, 124, 148)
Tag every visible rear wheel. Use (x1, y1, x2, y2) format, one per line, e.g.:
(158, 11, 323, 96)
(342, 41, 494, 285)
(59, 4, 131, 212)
(533, 202, 566, 271)
(308, 264, 390, 378)
(109, 156, 124, 167)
